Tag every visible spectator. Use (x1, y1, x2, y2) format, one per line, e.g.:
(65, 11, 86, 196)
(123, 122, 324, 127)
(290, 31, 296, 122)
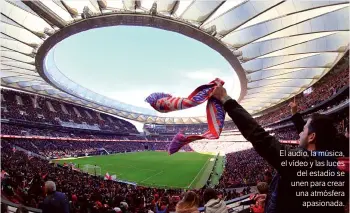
(41, 181, 69, 213)
(240, 182, 268, 213)
(120, 202, 130, 213)
(175, 191, 199, 213)
(211, 86, 349, 213)
(203, 188, 228, 213)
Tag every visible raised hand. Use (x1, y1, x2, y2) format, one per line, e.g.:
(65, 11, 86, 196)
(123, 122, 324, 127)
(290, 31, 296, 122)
(288, 97, 298, 115)
(211, 86, 227, 103)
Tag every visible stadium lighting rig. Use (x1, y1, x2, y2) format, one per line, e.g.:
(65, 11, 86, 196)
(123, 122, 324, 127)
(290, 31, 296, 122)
(82, 6, 94, 19)
(150, 2, 157, 16)
(208, 25, 217, 37)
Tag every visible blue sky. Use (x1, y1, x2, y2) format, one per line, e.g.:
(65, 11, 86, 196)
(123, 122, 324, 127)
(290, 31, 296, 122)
(52, 26, 240, 130)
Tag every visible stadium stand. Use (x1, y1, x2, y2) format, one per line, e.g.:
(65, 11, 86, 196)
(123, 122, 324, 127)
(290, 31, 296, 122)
(255, 55, 349, 126)
(1, 59, 349, 212)
(1, 89, 138, 134)
(1, 140, 254, 212)
(1, 0, 349, 212)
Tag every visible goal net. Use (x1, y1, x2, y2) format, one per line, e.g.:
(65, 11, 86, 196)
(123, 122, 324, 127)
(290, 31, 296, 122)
(82, 164, 101, 176)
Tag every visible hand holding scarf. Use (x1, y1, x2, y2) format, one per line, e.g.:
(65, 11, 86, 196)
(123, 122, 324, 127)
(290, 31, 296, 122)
(145, 78, 226, 154)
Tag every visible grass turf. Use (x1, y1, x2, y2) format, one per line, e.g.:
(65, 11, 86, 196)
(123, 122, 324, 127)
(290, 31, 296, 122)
(54, 151, 215, 189)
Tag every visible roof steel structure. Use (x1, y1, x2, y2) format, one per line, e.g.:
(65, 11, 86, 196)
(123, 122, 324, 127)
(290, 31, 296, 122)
(1, 0, 349, 124)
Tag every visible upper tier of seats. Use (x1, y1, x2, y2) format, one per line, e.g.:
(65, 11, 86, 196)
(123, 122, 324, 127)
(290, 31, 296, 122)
(1, 89, 138, 134)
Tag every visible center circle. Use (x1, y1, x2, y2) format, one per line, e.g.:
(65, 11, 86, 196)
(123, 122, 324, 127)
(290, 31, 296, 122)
(46, 26, 240, 117)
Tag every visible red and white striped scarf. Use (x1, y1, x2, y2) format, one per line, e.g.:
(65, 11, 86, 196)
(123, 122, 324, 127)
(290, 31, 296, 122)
(145, 78, 226, 154)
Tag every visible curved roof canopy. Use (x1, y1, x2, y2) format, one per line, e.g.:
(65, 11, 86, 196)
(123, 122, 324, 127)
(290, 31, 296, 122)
(1, 0, 349, 124)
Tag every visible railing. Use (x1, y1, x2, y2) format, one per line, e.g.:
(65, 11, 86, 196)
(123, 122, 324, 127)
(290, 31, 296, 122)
(1, 199, 42, 213)
(269, 99, 349, 130)
(2, 184, 253, 213)
(198, 194, 252, 213)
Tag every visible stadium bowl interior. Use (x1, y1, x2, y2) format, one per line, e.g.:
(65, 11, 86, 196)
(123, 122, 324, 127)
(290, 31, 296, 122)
(1, 1, 349, 213)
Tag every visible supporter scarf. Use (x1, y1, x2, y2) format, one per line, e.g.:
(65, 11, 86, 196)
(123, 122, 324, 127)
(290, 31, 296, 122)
(145, 78, 226, 154)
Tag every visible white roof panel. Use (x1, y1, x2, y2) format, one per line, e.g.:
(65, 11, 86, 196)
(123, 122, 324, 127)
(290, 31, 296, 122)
(0, 0, 348, 123)
(248, 68, 326, 82)
(2, 1, 53, 33)
(204, 0, 283, 35)
(174, 1, 193, 17)
(240, 32, 338, 60)
(0, 68, 38, 76)
(1, 60, 36, 71)
(236, 0, 348, 31)
(1, 51, 35, 63)
(181, 1, 223, 22)
(266, 52, 340, 70)
(243, 53, 320, 72)
(222, 4, 348, 48)
(1, 39, 34, 54)
(61, 0, 99, 13)
(40, 0, 74, 22)
(1, 22, 43, 45)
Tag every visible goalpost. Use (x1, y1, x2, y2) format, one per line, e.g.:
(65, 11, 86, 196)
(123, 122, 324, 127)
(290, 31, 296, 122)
(82, 164, 101, 176)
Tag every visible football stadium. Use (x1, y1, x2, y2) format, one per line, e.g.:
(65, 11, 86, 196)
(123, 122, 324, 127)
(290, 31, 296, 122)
(0, 1, 349, 213)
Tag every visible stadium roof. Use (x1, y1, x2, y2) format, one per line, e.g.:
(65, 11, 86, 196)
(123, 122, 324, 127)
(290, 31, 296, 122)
(1, 0, 349, 124)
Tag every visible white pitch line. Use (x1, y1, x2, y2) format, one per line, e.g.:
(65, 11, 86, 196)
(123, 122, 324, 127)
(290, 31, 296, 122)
(140, 170, 164, 183)
(187, 158, 211, 188)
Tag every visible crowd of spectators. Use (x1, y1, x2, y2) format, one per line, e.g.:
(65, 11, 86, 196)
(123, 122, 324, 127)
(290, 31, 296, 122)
(270, 127, 299, 140)
(1, 140, 250, 213)
(256, 64, 349, 126)
(1, 138, 194, 159)
(0, 123, 176, 141)
(218, 149, 274, 188)
(1, 89, 138, 134)
(144, 124, 207, 135)
(143, 122, 238, 135)
(1, 52, 348, 213)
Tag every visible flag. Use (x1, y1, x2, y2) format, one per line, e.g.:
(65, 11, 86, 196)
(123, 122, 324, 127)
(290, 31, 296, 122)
(71, 165, 80, 172)
(145, 78, 225, 154)
(104, 172, 116, 181)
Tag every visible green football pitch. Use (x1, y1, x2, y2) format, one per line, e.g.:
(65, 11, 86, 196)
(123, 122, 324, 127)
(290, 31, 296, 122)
(54, 151, 217, 189)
